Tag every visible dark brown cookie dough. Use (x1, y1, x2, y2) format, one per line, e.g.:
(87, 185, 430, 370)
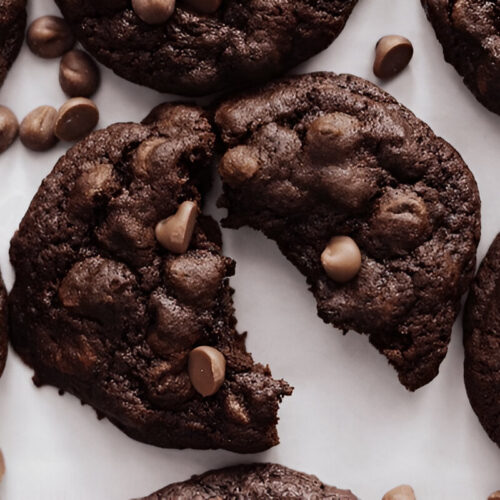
(0, 0, 26, 87)
(8, 102, 291, 453)
(421, 0, 500, 115)
(54, 0, 358, 96)
(136, 463, 358, 499)
(215, 72, 481, 391)
(0, 274, 7, 377)
(464, 233, 500, 448)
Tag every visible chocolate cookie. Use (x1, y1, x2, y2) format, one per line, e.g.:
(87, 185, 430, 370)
(215, 72, 481, 391)
(9, 103, 291, 453)
(464, 233, 500, 448)
(421, 0, 500, 115)
(136, 463, 358, 499)
(54, 0, 358, 96)
(0, 274, 7, 377)
(0, 0, 26, 87)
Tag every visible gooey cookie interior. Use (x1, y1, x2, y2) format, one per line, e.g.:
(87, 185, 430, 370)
(8, 103, 291, 453)
(216, 72, 481, 391)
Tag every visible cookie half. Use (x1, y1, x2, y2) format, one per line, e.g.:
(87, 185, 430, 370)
(136, 463, 358, 499)
(8, 103, 291, 453)
(0, 274, 7, 377)
(464, 233, 500, 448)
(54, 0, 358, 96)
(215, 72, 481, 391)
(421, 0, 500, 115)
(0, 0, 26, 87)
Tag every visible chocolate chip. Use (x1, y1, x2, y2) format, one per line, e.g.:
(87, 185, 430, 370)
(0, 105, 18, 154)
(488, 491, 500, 500)
(382, 485, 416, 500)
(367, 188, 430, 257)
(59, 50, 100, 98)
(188, 346, 226, 397)
(147, 294, 202, 357)
(374, 35, 413, 79)
(55, 98, 99, 142)
(321, 236, 362, 283)
(184, 0, 222, 14)
(68, 163, 119, 214)
(132, 0, 176, 24)
(219, 145, 260, 187)
(166, 250, 227, 306)
(306, 113, 361, 162)
(19, 105, 58, 151)
(27, 16, 75, 59)
(155, 201, 198, 254)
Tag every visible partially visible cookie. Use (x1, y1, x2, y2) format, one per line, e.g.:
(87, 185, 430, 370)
(421, 0, 500, 115)
(9, 103, 291, 453)
(464, 233, 500, 448)
(215, 72, 481, 391)
(136, 463, 358, 499)
(0, 0, 27, 87)
(54, 0, 358, 96)
(0, 274, 7, 377)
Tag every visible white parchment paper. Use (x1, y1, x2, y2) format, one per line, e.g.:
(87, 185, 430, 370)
(0, 1, 499, 499)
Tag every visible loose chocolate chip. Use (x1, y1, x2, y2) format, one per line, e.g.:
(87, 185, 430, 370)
(27, 16, 75, 59)
(0, 105, 19, 154)
(321, 236, 362, 283)
(188, 346, 226, 397)
(59, 50, 100, 98)
(132, 0, 176, 24)
(155, 201, 198, 254)
(184, 0, 222, 14)
(54, 98, 99, 142)
(374, 35, 413, 79)
(219, 145, 260, 187)
(382, 485, 416, 500)
(20, 106, 58, 151)
(489, 492, 500, 500)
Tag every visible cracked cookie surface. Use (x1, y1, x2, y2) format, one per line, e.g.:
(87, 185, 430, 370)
(0, 0, 26, 87)
(464, 233, 500, 448)
(216, 72, 481, 391)
(8, 103, 291, 453)
(136, 463, 358, 499)
(54, 0, 358, 96)
(422, 0, 500, 114)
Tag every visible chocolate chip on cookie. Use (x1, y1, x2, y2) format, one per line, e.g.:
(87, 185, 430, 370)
(216, 72, 480, 391)
(321, 236, 362, 283)
(188, 346, 226, 397)
(9, 103, 291, 453)
(155, 201, 198, 254)
(132, 0, 176, 25)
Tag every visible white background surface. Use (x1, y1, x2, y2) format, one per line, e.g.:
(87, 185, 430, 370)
(0, 1, 499, 499)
